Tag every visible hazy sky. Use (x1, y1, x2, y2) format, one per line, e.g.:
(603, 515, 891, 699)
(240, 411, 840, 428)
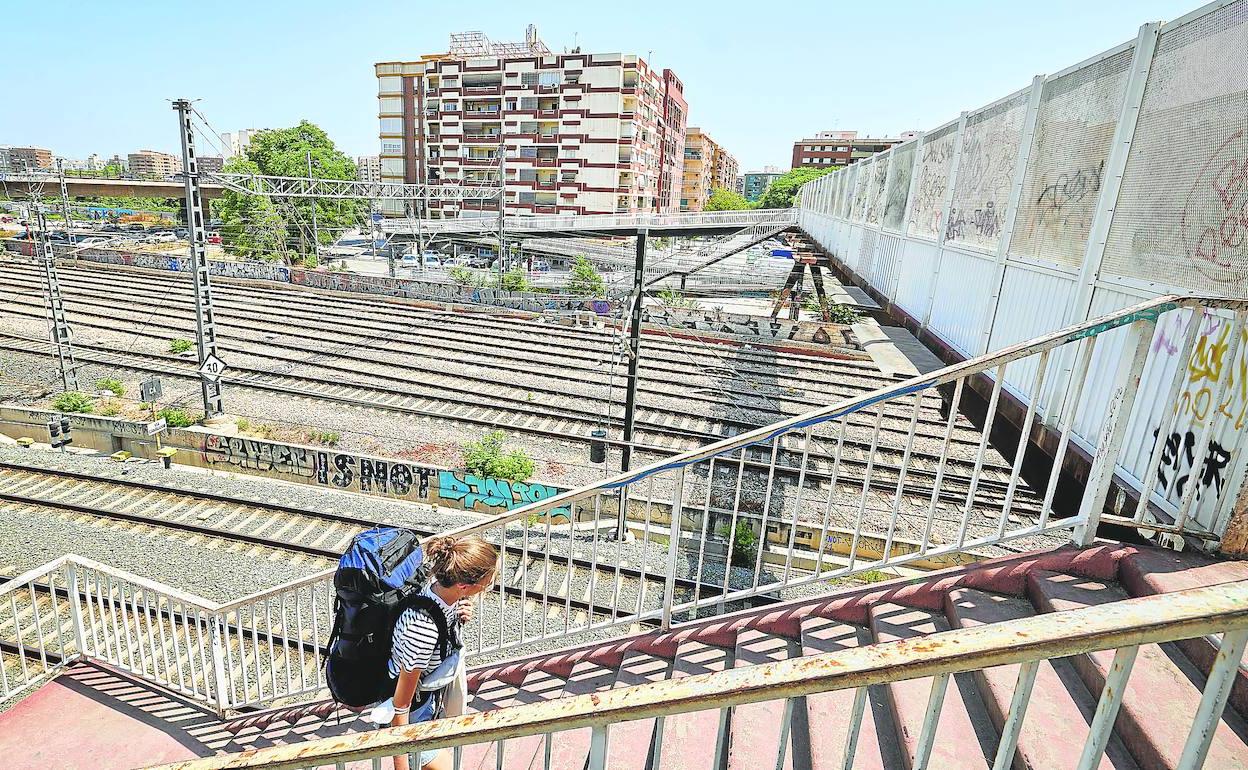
(4, 0, 1203, 171)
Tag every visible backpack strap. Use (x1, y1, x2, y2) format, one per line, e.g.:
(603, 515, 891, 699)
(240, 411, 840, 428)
(402, 595, 460, 662)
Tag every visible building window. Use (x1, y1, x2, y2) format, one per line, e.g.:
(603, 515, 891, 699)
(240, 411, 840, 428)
(538, 71, 561, 87)
(379, 118, 403, 134)
(382, 141, 403, 154)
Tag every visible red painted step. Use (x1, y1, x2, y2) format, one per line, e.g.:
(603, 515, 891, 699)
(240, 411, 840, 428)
(799, 615, 902, 769)
(459, 666, 569, 769)
(1027, 570, 1248, 770)
(546, 659, 619, 770)
(656, 640, 733, 770)
(869, 602, 997, 770)
(604, 649, 674, 770)
(726, 629, 802, 770)
(944, 587, 1137, 770)
(1118, 547, 1248, 717)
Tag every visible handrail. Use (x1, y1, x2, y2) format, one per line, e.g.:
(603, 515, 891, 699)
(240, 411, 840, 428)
(430, 293, 1198, 542)
(143, 579, 1248, 769)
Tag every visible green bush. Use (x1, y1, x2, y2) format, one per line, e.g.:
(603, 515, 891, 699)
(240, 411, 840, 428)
(157, 407, 199, 428)
(309, 430, 340, 446)
(99, 400, 122, 417)
(802, 296, 861, 325)
(462, 430, 535, 483)
(449, 266, 482, 287)
(169, 338, 194, 354)
(566, 255, 605, 297)
(498, 267, 531, 293)
(52, 391, 94, 414)
(657, 289, 697, 309)
(718, 521, 759, 568)
(95, 377, 125, 397)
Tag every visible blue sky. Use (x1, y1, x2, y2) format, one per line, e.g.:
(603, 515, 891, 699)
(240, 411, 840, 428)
(5, 0, 1203, 171)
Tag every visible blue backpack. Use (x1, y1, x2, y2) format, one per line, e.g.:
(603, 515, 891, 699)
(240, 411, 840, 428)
(325, 527, 457, 708)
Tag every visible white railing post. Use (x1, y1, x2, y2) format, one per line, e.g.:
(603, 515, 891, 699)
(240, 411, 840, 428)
(661, 470, 686, 631)
(921, 111, 969, 332)
(1072, 316, 1157, 546)
(65, 562, 88, 660)
(980, 74, 1046, 356)
(209, 614, 231, 714)
(1063, 22, 1160, 330)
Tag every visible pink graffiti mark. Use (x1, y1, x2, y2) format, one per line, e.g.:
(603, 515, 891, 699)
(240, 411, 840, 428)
(1182, 129, 1248, 284)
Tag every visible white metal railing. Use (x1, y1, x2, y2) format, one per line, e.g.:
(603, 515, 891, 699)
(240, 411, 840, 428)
(143, 580, 1248, 770)
(382, 209, 799, 236)
(2, 295, 1241, 719)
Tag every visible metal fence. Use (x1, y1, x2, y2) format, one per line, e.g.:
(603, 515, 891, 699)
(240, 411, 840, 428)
(144, 579, 1248, 770)
(798, 0, 1248, 540)
(3, 294, 1237, 718)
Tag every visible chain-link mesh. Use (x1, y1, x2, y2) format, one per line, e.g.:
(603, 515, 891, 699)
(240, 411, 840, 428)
(907, 122, 959, 239)
(864, 153, 889, 225)
(883, 141, 917, 231)
(1008, 49, 1134, 267)
(945, 93, 1029, 251)
(1102, 3, 1248, 294)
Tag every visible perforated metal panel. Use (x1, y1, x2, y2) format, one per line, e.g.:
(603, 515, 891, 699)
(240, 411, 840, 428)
(840, 165, 856, 218)
(849, 160, 871, 222)
(864, 153, 889, 225)
(883, 142, 916, 232)
(907, 123, 959, 239)
(945, 93, 1028, 251)
(1102, 2, 1248, 294)
(1009, 49, 1134, 267)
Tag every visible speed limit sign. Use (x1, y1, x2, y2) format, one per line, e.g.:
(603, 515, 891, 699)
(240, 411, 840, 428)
(199, 353, 229, 382)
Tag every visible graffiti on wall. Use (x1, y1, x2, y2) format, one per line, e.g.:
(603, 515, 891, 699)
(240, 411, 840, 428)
(201, 434, 569, 518)
(1182, 129, 1248, 285)
(437, 471, 570, 520)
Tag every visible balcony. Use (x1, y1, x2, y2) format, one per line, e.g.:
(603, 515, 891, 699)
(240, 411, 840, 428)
(538, 109, 559, 117)
(464, 134, 502, 143)
(536, 158, 557, 167)
(464, 85, 502, 95)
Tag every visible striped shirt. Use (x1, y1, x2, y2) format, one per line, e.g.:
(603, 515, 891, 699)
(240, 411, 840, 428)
(388, 586, 459, 678)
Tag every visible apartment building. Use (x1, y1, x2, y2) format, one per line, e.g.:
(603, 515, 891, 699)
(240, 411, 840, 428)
(7, 146, 53, 171)
(374, 27, 687, 217)
(680, 128, 737, 211)
(357, 155, 382, 182)
(127, 150, 182, 178)
(743, 165, 785, 202)
(791, 130, 904, 169)
(221, 129, 263, 159)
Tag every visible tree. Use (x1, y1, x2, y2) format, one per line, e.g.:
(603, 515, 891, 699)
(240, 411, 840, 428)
(214, 121, 366, 263)
(213, 157, 291, 261)
(498, 267, 531, 292)
(704, 187, 753, 211)
(756, 167, 840, 209)
(565, 255, 605, 296)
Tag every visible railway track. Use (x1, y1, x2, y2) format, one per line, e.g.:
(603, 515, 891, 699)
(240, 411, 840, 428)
(0, 460, 741, 621)
(0, 263, 1051, 518)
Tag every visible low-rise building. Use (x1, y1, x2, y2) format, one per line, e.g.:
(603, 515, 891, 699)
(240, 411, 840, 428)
(790, 130, 902, 169)
(127, 150, 182, 178)
(8, 146, 53, 171)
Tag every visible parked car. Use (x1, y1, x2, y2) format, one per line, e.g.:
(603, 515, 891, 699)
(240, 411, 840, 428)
(174, 228, 189, 239)
(207, 234, 222, 245)
(78, 236, 110, 246)
(532, 260, 551, 272)
(125, 223, 146, 232)
(466, 256, 493, 268)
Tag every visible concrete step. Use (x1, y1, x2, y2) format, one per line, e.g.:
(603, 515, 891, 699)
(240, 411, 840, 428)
(869, 602, 997, 769)
(800, 615, 904, 769)
(944, 587, 1137, 770)
(605, 649, 674, 770)
(1027, 570, 1248, 770)
(656, 640, 733, 770)
(460, 665, 570, 770)
(1118, 547, 1248, 717)
(726, 629, 802, 770)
